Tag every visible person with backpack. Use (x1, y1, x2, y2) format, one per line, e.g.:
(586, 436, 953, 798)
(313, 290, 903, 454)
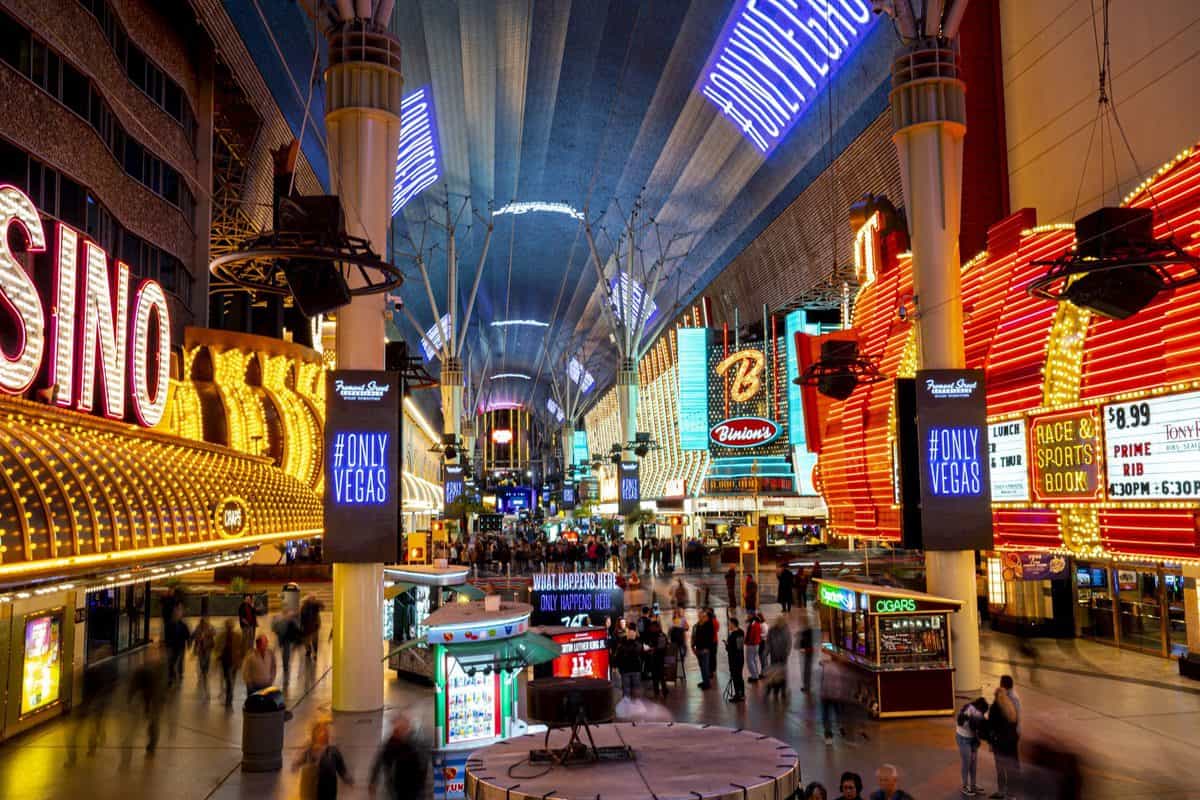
(956, 697, 990, 796)
(988, 685, 1021, 799)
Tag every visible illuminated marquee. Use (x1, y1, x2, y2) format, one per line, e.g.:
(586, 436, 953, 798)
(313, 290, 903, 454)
(716, 348, 765, 402)
(392, 86, 441, 215)
(0, 185, 171, 426)
(699, 0, 877, 154)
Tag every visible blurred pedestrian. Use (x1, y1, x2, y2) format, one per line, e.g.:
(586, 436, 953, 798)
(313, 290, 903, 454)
(988, 684, 1021, 799)
(615, 628, 644, 699)
(805, 782, 828, 800)
(1024, 735, 1084, 800)
(190, 615, 216, 699)
(868, 764, 914, 800)
(369, 716, 427, 800)
(242, 634, 277, 694)
(238, 593, 258, 643)
(956, 697, 990, 796)
(67, 645, 117, 764)
(764, 614, 791, 699)
(301, 595, 325, 661)
(796, 616, 816, 692)
(668, 610, 688, 683)
(294, 718, 353, 800)
(796, 568, 810, 609)
(725, 566, 738, 611)
(216, 619, 243, 707)
(725, 617, 745, 702)
(839, 772, 865, 800)
(744, 613, 763, 682)
(820, 652, 849, 743)
(273, 609, 303, 689)
(164, 604, 190, 688)
(673, 577, 688, 609)
(648, 615, 669, 698)
(124, 646, 166, 761)
(744, 574, 758, 616)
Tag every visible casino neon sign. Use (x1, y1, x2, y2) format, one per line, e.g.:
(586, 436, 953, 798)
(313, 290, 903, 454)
(0, 185, 171, 427)
(700, 0, 878, 155)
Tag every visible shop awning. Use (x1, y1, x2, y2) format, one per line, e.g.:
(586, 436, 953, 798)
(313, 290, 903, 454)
(445, 632, 561, 672)
(402, 471, 442, 512)
(384, 582, 417, 600)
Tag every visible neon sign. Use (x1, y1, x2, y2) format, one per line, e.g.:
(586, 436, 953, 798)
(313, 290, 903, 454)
(392, 86, 441, 215)
(873, 597, 917, 614)
(715, 348, 765, 402)
(699, 0, 877, 154)
(819, 583, 856, 613)
(924, 426, 984, 496)
(0, 185, 171, 426)
(330, 431, 391, 504)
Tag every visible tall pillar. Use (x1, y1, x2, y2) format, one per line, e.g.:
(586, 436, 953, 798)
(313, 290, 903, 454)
(325, 21, 403, 713)
(560, 424, 575, 476)
(616, 357, 639, 540)
(441, 357, 464, 450)
(891, 38, 981, 693)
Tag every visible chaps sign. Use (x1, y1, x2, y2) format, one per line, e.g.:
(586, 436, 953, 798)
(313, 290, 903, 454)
(0, 185, 171, 426)
(709, 416, 780, 448)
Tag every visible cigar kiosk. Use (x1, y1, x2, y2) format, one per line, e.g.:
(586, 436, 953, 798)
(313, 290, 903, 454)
(815, 579, 962, 717)
(385, 564, 485, 680)
(425, 599, 559, 800)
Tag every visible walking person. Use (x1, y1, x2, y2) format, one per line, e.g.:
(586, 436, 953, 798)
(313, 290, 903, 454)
(369, 715, 427, 800)
(956, 697, 990, 796)
(744, 574, 758, 617)
(190, 614, 216, 699)
(725, 617, 745, 702)
(988, 683, 1021, 799)
(839, 772, 865, 800)
(744, 612, 763, 682)
(163, 605, 190, 688)
(242, 634, 278, 695)
(272, 609, 303, 689)
(301, 595, 325, 661)
(796, 616, 816, 692)
(764, 614, 792, 699)
(673, 577, 688, 609)
(777, 566, 794, 613)
(615, 628, 644, 700)
(124, 646, 166, 761)
(648, 616, 669, 698)
(706, 607, 721, 680)
(692, 608, 715, 689)
(796, 568, 810, 609)
(238, 593, 258, 644)
(820, 651, 849, 743)
(294, 718, 354, 800)
(216, 619, 243, 707)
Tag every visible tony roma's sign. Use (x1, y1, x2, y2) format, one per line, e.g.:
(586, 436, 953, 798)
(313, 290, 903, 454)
(324, 369, 401, 562)
(1104, 390, 1200, 500)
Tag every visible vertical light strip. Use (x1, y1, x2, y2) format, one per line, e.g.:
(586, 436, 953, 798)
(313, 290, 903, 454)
(50, 224, 78, 406)
(0, 185, 46, 394)
(77, 243, 129, 419)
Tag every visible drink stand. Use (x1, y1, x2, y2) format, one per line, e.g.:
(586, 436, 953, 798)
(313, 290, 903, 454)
(425, 599, 560, 800)
(815, 578, 962, 717)
(385, 564, 486, 680)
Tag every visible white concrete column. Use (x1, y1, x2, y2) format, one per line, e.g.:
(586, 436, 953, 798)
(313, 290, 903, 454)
(325, 23, 403, 713)
(616, 357, 639, 540)
(441, 358, 464, 450)
(891, 39, 981, 694)
(1184, 563, 1200, 654)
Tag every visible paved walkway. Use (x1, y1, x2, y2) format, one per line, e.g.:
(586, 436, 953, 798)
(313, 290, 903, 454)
(2, 588, 1197, 799)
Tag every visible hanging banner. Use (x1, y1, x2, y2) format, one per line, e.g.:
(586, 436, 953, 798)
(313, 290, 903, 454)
(914, 369, 993, 550)
(324, 370, 401, 562)
(1000, 551, 1068, 581)
(618, 460, 641, 515)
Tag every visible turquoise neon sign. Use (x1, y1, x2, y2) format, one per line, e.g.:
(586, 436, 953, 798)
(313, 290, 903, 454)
(819, 584, 856, 613)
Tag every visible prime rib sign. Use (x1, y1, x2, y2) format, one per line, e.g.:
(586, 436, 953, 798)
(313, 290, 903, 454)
(0, 186, 171, 426)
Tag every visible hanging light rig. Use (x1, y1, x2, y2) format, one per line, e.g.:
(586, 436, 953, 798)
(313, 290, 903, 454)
(1026, 0, 1200, 320)
(209, 140, 403, 317)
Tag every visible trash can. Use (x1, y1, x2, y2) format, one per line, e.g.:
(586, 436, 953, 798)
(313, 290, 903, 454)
(281, 582, 301, 614)
(241, 687, 290, 772)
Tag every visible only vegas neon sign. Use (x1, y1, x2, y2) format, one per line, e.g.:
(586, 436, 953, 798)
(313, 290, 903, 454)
(0, 185, 171, 427)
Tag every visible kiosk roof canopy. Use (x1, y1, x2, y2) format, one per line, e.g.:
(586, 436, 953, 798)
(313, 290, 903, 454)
(816, 578, 964, 613)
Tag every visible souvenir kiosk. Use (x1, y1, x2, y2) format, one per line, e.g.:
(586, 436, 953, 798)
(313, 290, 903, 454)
(425, 598, 559, 800)
(815, 579, 962, 717)
(385, 564, 485, 680)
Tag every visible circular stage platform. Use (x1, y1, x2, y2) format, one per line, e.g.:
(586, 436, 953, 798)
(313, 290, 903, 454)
(464, 722, 801, 800)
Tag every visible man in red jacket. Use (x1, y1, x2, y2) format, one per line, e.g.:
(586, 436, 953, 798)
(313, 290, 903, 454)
(744, 614, 763, 681)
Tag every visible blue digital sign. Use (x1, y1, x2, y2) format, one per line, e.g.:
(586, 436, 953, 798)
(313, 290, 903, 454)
(699, 0, 878, 155)
(677, 327, 710, 451)
(392, 86, 441, 215)
(924, 426, 984, 497)
(444, 465, 464, 507)
(618, 461, 640, 516)
(330, 432, 391, 504)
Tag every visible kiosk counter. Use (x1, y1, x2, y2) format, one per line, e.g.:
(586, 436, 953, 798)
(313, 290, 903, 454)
(815, 579, 962, 718)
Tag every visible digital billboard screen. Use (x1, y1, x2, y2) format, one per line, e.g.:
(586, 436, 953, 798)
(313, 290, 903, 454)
(21, 613, 62, 716)
(324, 370, 401, 562)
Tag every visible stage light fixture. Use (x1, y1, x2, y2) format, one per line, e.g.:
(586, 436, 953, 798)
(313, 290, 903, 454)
(796, 339, 886, 400)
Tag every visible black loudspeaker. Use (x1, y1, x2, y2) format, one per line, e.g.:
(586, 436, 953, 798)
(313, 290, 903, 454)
(1063, 264, 1164, 320)
(893, 378, 923, 551)
(817, 339, 861, 400)
(283, 259, 352, 317)
(1074, 207, 1154, 258)
(385, 340, 409, 371)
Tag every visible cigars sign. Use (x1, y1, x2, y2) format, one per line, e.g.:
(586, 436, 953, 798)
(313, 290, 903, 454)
(0, 185, 171, 426)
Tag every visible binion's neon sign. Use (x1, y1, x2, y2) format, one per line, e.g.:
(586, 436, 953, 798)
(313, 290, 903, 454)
(0, 185, 171, 427)
(699, 0, 877, 155)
